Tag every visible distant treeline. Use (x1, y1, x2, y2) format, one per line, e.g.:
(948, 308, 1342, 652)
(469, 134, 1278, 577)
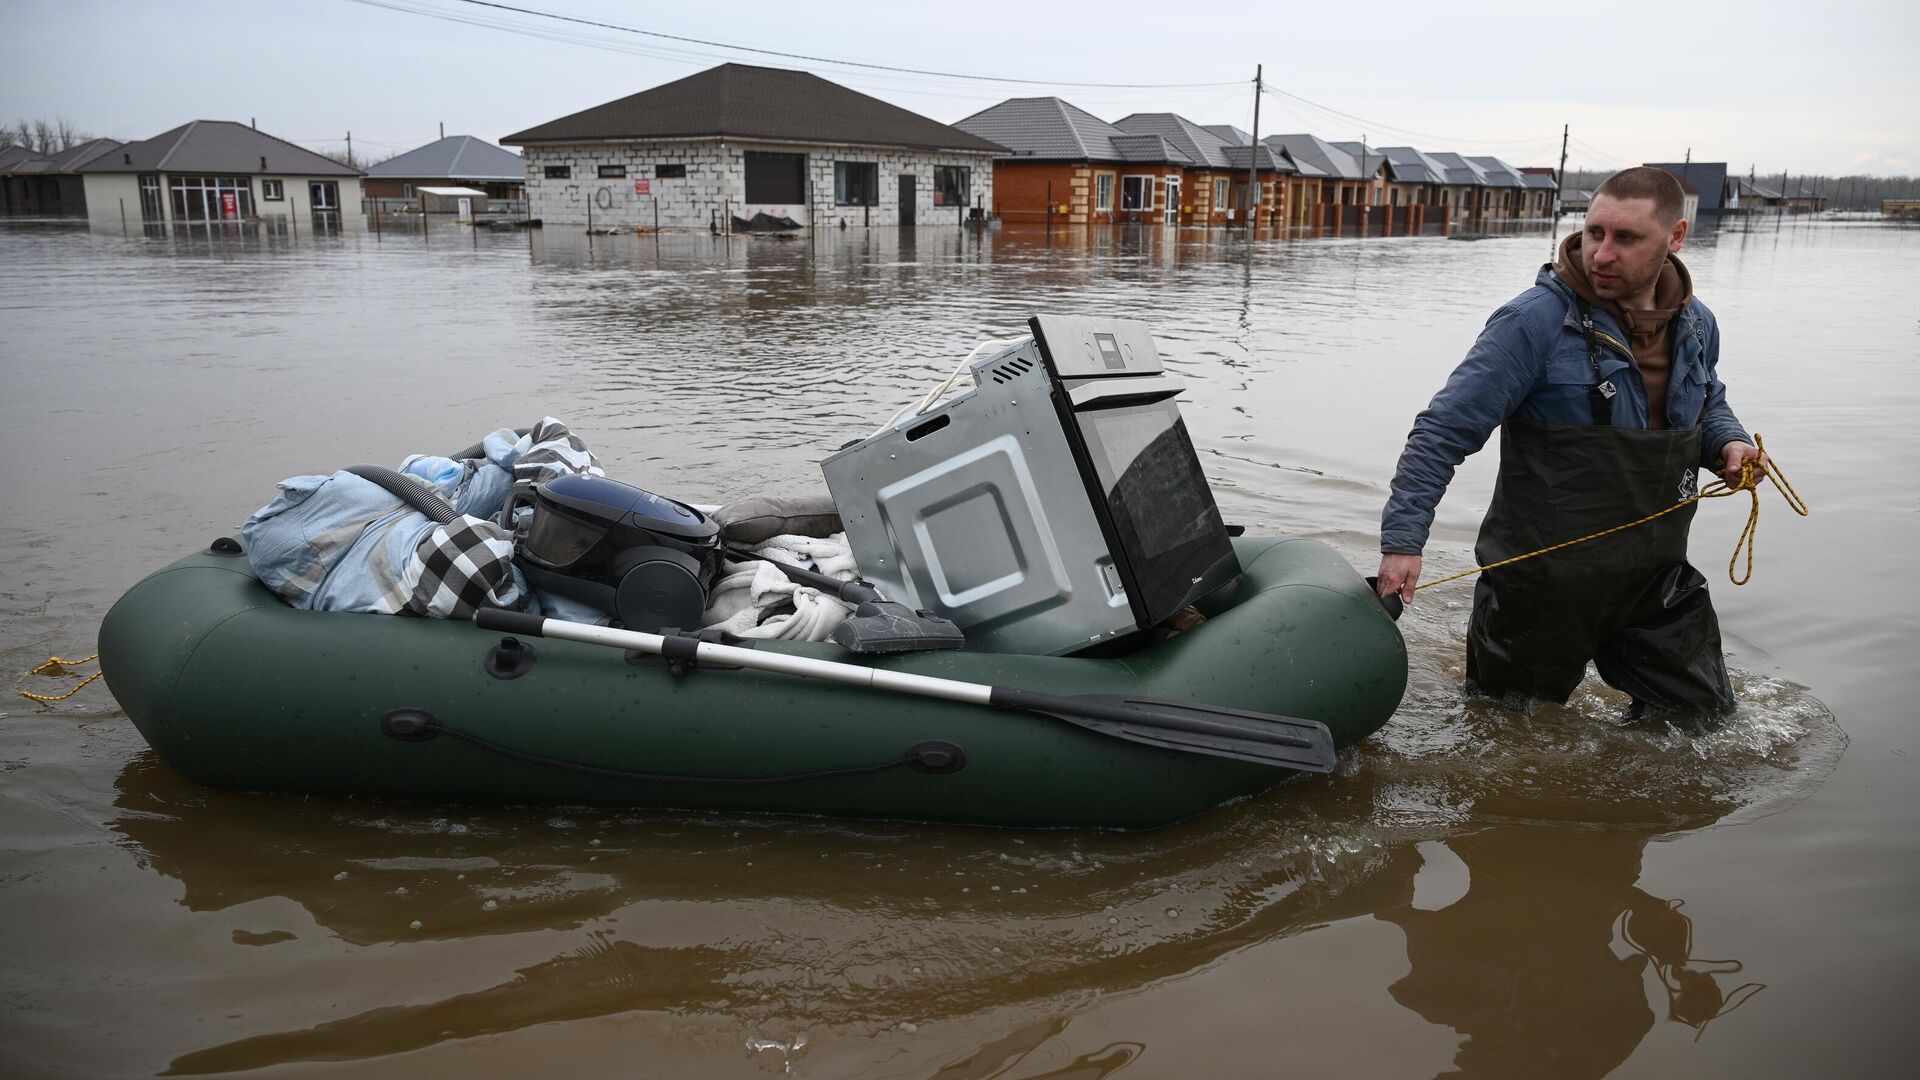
(1563, 167, 1918, 211)
(3, 117, 94, 155)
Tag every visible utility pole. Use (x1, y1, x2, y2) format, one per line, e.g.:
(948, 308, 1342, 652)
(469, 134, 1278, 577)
(1246, 64, 1262, 234)
(346, 131, 354, 168)
(1549, 123, 1569, 255)
(439, 121, 445, 140)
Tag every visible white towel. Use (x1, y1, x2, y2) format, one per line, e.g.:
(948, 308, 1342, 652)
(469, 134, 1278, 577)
(701, 532, 858, 642)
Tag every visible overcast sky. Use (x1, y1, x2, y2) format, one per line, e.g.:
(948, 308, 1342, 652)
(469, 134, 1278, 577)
(6, 0, 1913, 177)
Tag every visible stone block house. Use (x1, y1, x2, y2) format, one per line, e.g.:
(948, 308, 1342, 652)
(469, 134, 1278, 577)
(502, 64, 1002, 231)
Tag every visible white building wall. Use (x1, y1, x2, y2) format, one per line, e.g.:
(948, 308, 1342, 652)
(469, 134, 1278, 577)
(81, 174, 144, 230)
(520, 139, 995, 231)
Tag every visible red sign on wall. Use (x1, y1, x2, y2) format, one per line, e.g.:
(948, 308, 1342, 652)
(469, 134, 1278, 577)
(634, 179, 650, 195)
(221, 191, 238, 218)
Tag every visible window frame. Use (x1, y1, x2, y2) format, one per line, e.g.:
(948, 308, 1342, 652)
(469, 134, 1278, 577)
(744, 151, 807, 204)
(1094, 173, 1115, 211)
(596, 164, 627, 179)
(543, 165, 571, 180)
(1120, 174, 1153, 212)
(833, 160, 879, 207)
(654, 163, 687, 179)
(262, 179, 284, 201)
(932, 165, 970, 207)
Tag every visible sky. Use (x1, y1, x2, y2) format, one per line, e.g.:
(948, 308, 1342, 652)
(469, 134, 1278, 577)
(5, 0, 1915, 177)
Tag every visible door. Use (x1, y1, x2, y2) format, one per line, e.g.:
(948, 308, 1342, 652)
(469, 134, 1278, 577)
(308, 181, 339, 212)
(1163, 177, 1181, 224)
(898, 174, 915, 226)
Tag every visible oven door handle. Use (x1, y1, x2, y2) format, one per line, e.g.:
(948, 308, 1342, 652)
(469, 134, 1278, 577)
(1064, 375, 1186, 408)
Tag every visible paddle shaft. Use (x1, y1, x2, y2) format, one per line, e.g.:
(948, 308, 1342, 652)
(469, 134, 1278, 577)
(475, 611, 1313, 748)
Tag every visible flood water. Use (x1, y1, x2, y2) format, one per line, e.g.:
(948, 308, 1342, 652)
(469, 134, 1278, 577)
(2, 212, 1915, 1078)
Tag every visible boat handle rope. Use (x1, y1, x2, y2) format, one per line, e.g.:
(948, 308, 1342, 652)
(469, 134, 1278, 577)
(12, 653, 103, 704)
(1415, 434, 1808, 593)
(381, 708, 967, 784)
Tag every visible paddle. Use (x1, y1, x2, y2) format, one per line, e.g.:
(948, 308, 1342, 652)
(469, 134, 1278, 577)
(472, 610, 1337, 772)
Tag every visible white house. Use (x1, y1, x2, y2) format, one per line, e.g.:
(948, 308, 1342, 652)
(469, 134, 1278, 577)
(502, 64, 1004, 232)
(80, 120, 361, 228)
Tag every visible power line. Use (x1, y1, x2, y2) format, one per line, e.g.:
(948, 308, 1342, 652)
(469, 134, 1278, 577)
(359, 0, 1243, 90)
(1259, 85, 1555, 148)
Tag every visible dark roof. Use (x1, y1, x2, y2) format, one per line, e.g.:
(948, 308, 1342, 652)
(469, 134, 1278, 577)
(1262, 135, 1367, 180)
(1646, 162, 1728, 213)
(1519, 169, 1559, 190)
(1111, 132, 1194, 165)
(1465, 156, 1525, 187)
(1222, 144, 1295, 173)
(0, 144, 51, 174)
(1728, 176, 1780, 199)
(1201, 124, 1251, 146)
(954, 97, 1130, 160)
(365, 135, 524, 181)
(1330, 141, 1388, 178)
(1424, 151, 1489, 186)
(506, 63, 1003, 154)
(1377, 146, 1446, 185)
(4, 138, 122, 175)
(1114, 113, 1234, 169)
(79, 120, 358, 176)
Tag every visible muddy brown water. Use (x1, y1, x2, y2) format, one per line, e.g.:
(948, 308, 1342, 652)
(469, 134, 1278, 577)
(1, 215, 1913, 1078)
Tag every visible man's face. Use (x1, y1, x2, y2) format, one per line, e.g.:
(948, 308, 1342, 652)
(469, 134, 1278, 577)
(1582, 194, 1686, 304)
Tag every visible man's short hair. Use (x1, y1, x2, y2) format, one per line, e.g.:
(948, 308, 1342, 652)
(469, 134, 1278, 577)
(1594, 167, 1686, 225)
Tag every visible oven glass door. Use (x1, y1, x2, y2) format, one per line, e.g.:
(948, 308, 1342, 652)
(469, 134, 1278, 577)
(1072, 398, 1237, 626)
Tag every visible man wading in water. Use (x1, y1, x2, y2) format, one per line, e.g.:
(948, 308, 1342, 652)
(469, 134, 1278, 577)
(1376, 167, 1768, 721)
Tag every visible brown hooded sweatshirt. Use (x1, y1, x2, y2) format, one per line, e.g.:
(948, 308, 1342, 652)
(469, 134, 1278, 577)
(1554, 232, 1693, 429)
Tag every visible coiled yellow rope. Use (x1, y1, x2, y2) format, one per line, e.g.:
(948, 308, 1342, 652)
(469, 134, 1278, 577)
(1416, 434, 1808, 592)
(12, 652, 104, 704)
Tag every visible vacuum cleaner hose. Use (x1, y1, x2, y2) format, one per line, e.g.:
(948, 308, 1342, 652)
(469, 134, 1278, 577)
(345, 464, 459, 525)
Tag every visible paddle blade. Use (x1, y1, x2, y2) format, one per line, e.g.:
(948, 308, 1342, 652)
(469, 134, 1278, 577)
(999, 690, 1339, 772)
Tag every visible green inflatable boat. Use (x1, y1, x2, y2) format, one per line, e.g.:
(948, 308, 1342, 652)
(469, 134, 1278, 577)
(98, 535, 1405, 829)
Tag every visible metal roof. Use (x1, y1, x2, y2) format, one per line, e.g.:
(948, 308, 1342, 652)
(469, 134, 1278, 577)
(1113, 113, 1235, 169)
(0, 145, 51, 174)
(1330, 141, 1388, 178)
(1647, 162, 1729, 213)
(1423, 151, 1489, 186)
(1222, 144, 1296, 173)
(1465, 156, 1525, 188)
(506, 63, 1003, 154)
(365, 135, 523, 182)
(1518, 168, 1559, 190)
(4, 138, 123, 175)
(1262, 134, 1368, 180)
(1375, 145, 1447, 185)
(78, 120, 359, 176)
(1201, 124, 1251, 146)
(954, 97, 1134, 161)
(1110, 133, 1194, 165)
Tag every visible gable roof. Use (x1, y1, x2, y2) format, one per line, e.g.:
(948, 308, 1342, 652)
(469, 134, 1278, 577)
(1330, 141, 1388, 178)
(1518, 167, 1559, 190)
(365, 135, 524, 181)
(1201, 124, 1251, 146)
(78, 120, 359, 175)
(954, 97, 1131, 161)
(1423, 151, 1489, 186)
(1110, 132, 1194, 165)
(1376, 145, 1447, 185)
(1114, 113, 1235, 169)
(0, 144, 51, 174)
(1465, 156, 1525, 187)
(1646, 162, 1728, 213)
(1222, 144, 1296, 173)
(506, 63, 1003, 154)
(1262, 134, 1368, 180)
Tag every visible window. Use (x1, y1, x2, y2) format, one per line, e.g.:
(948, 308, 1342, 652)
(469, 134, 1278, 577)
(262, 179, 284, 201)
(168, 175, 253, 221)
(138, 174, 163, 221)
(1121, 175, 1152, 211)
(1212, 178, 1227, 208)
(1095, 173, 1114, 211)
(544, 165, 571, 179)
(745, 151, 806, 203)
(400, 183, 412, 199)
(933, 165, 969, 207)
(655, 163, 687, 178)
(834, 161, 878, 206)
(597, 164, 626, 178)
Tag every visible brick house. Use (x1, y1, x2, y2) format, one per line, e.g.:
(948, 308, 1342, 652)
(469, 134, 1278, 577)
(1467, 156, 1528, 219)
(502, 64, 1001, 231)
(1423, 152, 1491, 224)
(1518, 167, 1560, 217)
(1265, 135, 1391, 232)
(1115, 113, 1268, 226)
(1377, 145, 1448, 229)
(363, 135, 524, 202)
(954, 98, 1198, 226)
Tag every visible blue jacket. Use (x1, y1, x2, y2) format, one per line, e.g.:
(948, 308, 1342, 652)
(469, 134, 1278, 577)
(1381, 264, 1750, 555)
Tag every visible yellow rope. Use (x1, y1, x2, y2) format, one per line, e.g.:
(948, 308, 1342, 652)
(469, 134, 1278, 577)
(12, 652, 104, 704)
(1416, 434, 1808, 592)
